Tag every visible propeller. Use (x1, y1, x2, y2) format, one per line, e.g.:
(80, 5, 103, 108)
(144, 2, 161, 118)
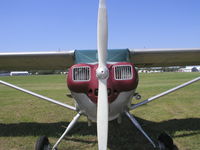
(96, 0, 109, 150)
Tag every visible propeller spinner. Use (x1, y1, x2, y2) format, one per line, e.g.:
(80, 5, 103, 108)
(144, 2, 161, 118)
(96, 0, 109, 150)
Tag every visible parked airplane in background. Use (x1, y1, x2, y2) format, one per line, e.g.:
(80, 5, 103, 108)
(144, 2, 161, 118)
(0, 0, 200, 150)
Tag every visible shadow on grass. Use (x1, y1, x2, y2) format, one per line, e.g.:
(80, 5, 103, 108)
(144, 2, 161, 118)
(0, 116, 200, 150)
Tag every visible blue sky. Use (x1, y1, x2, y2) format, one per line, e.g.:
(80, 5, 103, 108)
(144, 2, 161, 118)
(0, 0, 200, 52)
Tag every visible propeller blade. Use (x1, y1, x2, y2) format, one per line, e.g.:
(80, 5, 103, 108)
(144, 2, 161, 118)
(96, 0, 109, 150)
(97, 79, 108, 150)
(97, 0, 108, 67)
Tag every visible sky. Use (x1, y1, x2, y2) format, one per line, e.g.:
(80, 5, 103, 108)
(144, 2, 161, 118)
(0, 0, 200, 52)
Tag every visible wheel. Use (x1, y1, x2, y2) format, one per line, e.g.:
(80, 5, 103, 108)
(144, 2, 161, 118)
(35, 136, 51, 150)
(135, 94, 141, 100)
(134, 93, 141, 100)
(158, 132, 174, 150)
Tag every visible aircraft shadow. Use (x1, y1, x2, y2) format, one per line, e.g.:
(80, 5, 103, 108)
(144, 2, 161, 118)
(0, 116, 200, 150)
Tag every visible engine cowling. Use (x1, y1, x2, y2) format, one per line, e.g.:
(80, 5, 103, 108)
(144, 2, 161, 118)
(67, 62, 138, 104)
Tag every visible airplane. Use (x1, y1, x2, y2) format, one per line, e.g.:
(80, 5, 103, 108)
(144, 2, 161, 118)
(0, 0, 200, 150)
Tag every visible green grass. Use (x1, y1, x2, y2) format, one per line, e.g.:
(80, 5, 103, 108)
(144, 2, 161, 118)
(0, 73, 200, 150)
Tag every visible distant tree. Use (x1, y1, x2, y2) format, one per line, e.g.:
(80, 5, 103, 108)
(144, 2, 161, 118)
(161, 66, 181, 72)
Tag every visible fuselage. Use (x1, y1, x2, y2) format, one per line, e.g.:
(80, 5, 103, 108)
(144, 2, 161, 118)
(67, 62, 138, 121)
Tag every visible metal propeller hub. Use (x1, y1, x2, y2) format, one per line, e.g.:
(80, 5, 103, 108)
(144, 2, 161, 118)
(96, 66, 109, 79)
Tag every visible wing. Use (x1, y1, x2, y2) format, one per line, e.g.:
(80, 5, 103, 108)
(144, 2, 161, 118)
(129, 48, 200, 67)
(0, 50, 75, 70)
(1, 48, 200, 71)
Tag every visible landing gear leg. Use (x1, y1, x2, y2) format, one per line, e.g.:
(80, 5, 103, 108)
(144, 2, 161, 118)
(52, 112, 81, 150)
(35, 112, 81, 150)
(125, 111, 175, 150)
(117, 114, 122, 124)
(125, 111, 157, 148)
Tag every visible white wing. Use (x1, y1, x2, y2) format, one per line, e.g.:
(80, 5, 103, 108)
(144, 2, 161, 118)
(129, 48, 200, 67)
(0, 50, 74, 70)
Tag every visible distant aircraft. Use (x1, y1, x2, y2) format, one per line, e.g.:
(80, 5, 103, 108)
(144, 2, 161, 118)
(0, 0, 200, 150)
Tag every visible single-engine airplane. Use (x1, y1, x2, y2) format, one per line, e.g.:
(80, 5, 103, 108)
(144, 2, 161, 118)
(0, 0, 200, 150)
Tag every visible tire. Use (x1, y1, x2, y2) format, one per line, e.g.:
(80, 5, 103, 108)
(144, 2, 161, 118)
(158, 132, 174, 150)
(35, 136, 50, 150)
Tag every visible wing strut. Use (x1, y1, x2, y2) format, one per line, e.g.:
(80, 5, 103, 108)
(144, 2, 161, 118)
(130, 76, 200, 110)
(0, 80, 76, 111)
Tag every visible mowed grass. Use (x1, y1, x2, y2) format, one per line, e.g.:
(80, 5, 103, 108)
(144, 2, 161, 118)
(0, 72, 200, 150)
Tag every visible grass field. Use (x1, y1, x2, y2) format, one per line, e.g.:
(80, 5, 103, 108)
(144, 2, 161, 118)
(0, 72, 200, 150)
